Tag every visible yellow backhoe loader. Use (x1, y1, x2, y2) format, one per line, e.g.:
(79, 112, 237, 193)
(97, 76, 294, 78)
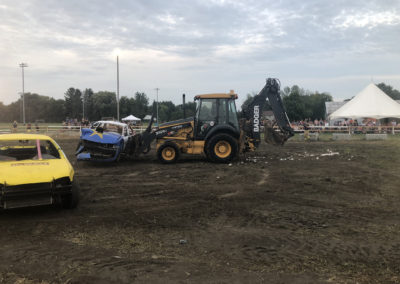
(132, 78, 294, 163)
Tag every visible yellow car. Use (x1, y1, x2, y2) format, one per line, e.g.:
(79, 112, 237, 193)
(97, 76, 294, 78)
(0, 133, 79, 209)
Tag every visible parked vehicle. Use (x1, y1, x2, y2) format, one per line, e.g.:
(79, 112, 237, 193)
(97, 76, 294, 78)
(76, 121, 137, 162)
(0, 134, 78, 209)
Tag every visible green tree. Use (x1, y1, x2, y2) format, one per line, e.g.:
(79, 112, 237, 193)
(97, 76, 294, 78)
(0, 102, 6, 122)
(45, 98, 65, 122)
(377, 83, 400, 100)
(281, 86, 332, 121)
(131, 92, 149, 119)
(64, 88, 82, 119)
(4, 100, 22, 122)
(173, 101, 196, 120)
(0, 94, 65, 123)
(83, 88, 94, 120)
(240, 91, 272, 113)
(308, 92, 333, 120)
(92, 91, 117, 120)
(282, 86, 307, 121)
(157, 101, 176, 122)
(119, 96, 132, 118)
(24, 93, 47, 122)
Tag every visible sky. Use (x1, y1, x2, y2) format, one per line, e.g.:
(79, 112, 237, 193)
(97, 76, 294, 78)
(0, 0, 399, 107)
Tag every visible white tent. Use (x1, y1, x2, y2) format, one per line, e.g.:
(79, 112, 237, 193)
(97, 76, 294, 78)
(121, 114, 141, 121)
(329, 83, 400, 119)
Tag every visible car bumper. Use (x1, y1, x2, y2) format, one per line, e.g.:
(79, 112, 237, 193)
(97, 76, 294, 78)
(76, 140, 122, 162)
(0, 182, 72, 209)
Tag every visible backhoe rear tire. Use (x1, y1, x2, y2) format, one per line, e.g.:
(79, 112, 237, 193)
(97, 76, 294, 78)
(207, 133, 238, 163)
(157, 142, 180, 164)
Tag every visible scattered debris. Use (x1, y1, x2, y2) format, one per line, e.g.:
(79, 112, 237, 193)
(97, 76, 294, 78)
(320, 150, 340, 157)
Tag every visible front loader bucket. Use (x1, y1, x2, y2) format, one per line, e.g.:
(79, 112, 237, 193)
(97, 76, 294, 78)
(264, 126, 287, 146)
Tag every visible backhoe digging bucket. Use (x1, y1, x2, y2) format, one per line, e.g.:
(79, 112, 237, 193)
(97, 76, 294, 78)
(264, 126, 287, 146)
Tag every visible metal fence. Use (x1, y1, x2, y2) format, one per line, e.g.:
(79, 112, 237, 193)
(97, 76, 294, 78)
(2, 125, 400, 136)
(0, 125, 147, 136)
(293, 125, 400, 134)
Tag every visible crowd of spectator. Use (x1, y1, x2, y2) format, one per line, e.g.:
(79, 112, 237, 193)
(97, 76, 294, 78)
(290, 118, 398, 128)
(291, 119, 328, 128)
(62, 118, 90, 128)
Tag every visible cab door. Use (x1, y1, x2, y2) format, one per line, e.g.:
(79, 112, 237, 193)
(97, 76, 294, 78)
(194, 99, 218, 140)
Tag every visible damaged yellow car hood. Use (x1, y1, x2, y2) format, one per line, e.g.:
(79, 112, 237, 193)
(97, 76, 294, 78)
(0, 159, 74, 186)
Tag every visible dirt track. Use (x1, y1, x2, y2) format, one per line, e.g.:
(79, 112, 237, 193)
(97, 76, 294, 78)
(0, 138, 399, 283)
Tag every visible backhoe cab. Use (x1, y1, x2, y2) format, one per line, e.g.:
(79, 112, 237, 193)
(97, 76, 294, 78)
(137, 78, 294, 163)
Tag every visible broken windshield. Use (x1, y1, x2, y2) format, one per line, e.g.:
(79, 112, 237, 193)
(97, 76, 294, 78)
(92, 122, 124, 134)
(0, 139, 60, 161)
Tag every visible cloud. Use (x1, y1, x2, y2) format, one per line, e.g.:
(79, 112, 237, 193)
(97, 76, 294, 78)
(332, 10, 400, 29)
(0, 0, 399, 107)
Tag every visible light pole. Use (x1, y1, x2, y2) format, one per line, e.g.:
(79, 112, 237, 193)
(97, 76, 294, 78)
(82, 93, 85, 120)
(155, 88, 159, 125)
(19, 63, 28, 124)
(116, 56, 120, 121)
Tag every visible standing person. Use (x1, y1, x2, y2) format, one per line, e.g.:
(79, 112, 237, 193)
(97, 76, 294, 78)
(26, 122, 32, 133)
(35, 122, 40, 132)
(303, 122, 310, 141)
(12, 120, 18, 132)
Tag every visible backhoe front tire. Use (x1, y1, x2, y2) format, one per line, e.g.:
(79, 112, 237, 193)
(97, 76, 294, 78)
(207, 133, 238, 163)
(157, 142, 180, 164)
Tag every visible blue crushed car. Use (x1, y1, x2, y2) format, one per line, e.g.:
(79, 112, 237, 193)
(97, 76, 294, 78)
(76, 121, 138, 162)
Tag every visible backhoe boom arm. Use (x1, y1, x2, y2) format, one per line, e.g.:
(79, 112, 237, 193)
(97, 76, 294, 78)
(242, 78, 294, 148)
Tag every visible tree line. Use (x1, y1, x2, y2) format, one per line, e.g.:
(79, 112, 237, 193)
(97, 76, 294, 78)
(0, 88, 196, 123)
(240, 86, 334, 122)
(0, 83, 398, 123)
(241, 82, 400, 122)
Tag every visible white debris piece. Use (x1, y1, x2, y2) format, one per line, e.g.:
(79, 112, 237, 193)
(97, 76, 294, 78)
(320, 151, 339, 157)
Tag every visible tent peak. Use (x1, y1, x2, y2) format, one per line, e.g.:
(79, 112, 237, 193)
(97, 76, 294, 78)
(329, 83, 400, 119)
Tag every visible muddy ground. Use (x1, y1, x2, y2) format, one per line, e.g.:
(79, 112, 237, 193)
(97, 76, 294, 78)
(0, 138, 399, 283)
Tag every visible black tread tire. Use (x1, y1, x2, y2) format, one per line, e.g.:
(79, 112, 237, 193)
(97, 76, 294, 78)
(61, 179, 80, 209)
(157, 142, 180, 164)
(206, 133, 238, 163)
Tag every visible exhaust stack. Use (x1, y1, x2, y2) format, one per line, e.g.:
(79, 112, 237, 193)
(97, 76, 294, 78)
(182, 93, 186, 119)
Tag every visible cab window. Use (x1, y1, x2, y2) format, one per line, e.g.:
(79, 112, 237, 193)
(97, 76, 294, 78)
(228, 99, 239, 129)
(198, 99, 217, 121)
(196, 99, 218, 138)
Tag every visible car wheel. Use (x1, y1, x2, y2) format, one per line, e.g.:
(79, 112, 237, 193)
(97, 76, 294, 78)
(61, 179, 80, 209)
(157, 142, 180, 164)
(206, 133, 238, 163)
(75, 141, 82, 151)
